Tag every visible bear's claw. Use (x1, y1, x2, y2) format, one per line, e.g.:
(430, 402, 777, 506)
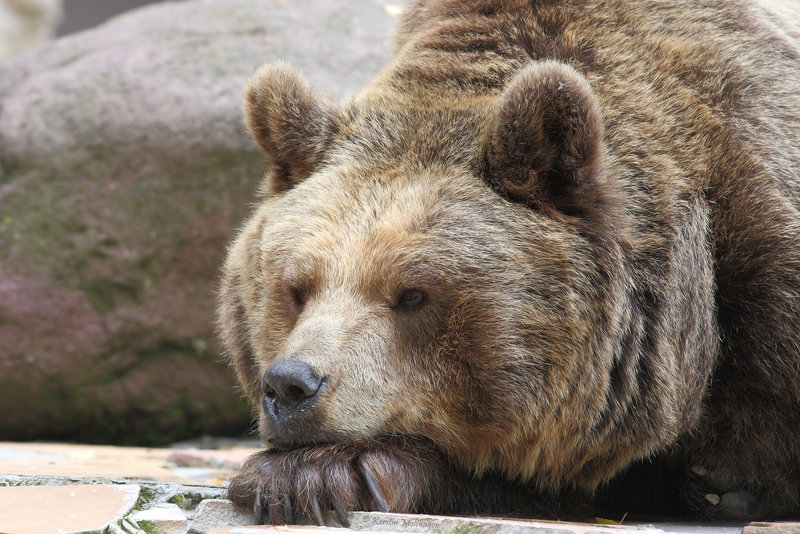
(362, 467, 390, 513)
(252, 488, 262, 524)
(283, 493, 294, 524)
(331, 494, 351, 528)
(310, 496, 325, 525)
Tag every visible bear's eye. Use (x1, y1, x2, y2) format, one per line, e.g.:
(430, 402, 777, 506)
(288, 286, 306, 309)
(395, 289, 425, 310)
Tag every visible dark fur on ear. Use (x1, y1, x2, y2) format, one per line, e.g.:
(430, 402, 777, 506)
(244, 62, 342, 193)
(484, 61, 615, 224)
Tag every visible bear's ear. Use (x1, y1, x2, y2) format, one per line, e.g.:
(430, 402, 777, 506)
(484, 61, 615, 224)
(244, 62, 343, 193)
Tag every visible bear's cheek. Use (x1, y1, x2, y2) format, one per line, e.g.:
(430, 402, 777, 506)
(313, 341, 431, 436)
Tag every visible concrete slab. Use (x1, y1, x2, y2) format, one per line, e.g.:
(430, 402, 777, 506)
(0, 483, 139, 534)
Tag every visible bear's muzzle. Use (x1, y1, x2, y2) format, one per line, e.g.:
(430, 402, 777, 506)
(261, 358, 328, 447)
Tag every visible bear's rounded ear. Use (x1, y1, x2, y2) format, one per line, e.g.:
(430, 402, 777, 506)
(484, 61, 617, 224)
(244, 62, 343, 193)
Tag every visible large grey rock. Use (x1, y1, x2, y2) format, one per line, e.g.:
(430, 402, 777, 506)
(0, 0, 395, 443)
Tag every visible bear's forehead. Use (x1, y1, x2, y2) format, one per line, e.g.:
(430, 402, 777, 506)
(335, 98, 493, 172)
(264, 169, 521, 282)
(298, 163, 465, 211)
(277, 170, 469, 244)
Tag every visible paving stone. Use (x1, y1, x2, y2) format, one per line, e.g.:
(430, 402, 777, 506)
(130, 502, 187, 534)
(743, 522, 800, 534)
(205, 528, 408, 534)
(0, 483, 139, 534)
(202, 517, 661, 534)
(0, 442, 259, 485)
(654, 523, 743, 534)
(166, 448, 255, 470)
(0, 442, 189, 484)
(190, 499, 258, 534)
(195, 509, 663, 534)
(165, 448, 257, 484)
(340, 511, 662, 534)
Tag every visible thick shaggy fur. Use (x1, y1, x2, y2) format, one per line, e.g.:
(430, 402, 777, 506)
(218, 0, 800, 522)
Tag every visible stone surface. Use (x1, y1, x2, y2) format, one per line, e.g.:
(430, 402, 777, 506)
(331, 511, 662, 534)
(653, 525, 745, 534)
(166, 448, 254, 470)
(0, 0, 395, 444)
(205, 528, 408, 534)
(0, 483, 139, 534)
(0, 442, 259, 484)
(743, 523, 800, 534)
(166, 448, 263, 484)
(0, 462, 748, 534)
(190, 498, 257, 533)
(130, 502, 188, 534)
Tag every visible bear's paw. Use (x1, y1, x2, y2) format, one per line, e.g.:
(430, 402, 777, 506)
(227, 436, 446, 526)
(688, 465, 759, 519)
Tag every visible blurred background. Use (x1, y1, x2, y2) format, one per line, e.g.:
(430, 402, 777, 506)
(0, 0, 396, 446)
(58, 0, 164, 37)
(1, 0, 165, 60)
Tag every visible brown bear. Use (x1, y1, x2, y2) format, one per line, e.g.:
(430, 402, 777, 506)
(217, 0, 800, 524)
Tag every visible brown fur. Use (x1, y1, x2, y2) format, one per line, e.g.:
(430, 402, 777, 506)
(218, 0, 800, 521)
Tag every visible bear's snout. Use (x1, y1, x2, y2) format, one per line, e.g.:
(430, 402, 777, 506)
(262, 358, 324, 409)
(261, 358, 327, 444)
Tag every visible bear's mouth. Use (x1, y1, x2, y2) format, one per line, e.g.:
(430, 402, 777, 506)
(263, 426, 354, 451)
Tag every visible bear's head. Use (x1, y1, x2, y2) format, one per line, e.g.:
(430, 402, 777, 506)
(219, 61, 633, 488)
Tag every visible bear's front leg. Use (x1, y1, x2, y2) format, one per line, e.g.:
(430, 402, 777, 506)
(228, 435, 591, 524)
(227, 436, 447, 526)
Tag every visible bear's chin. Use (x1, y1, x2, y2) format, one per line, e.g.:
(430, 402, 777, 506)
(260, 423, 369, 451)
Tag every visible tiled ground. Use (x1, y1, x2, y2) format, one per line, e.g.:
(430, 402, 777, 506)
(0, 442, 793, 534)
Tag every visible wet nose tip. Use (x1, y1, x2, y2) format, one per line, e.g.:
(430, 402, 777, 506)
(262, 358, 323, 406)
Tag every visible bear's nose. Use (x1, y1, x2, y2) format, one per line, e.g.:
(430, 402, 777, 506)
(262, 358, 323, 410)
